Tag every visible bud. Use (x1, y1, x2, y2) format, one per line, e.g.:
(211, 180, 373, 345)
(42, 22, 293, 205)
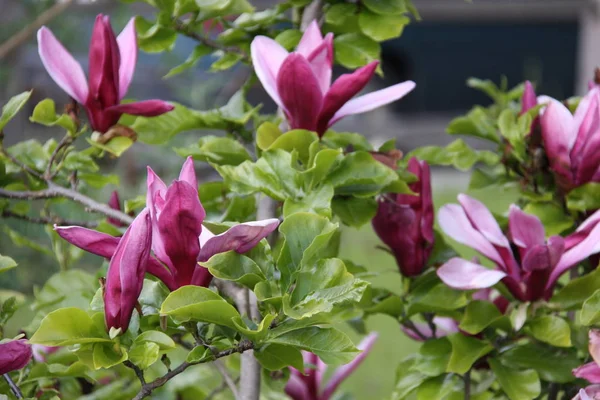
(372, 158, 434, 276)
(0, 339, 32, 375)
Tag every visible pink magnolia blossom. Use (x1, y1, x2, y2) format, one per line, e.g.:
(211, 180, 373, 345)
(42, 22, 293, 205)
(250, 21, 415, 136)
(520, 81, 541, 136)
(372, 158, 434, 277)
(55, 157, 279, 292)
(37, 14, 173, 133)
(436, 195, 600, 301)
(0, 339, 32, 375)
(285, 333, 377, 400)
(573, 331, 600, 399)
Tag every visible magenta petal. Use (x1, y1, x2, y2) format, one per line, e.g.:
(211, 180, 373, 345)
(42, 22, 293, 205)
(104, 209, 152, 332)
(54, 225, 119, 258)
(590, 330, 600, 366)
(458, 194, 510, 248)
(88, 15, 120, 110)
(250, 36, 289, 108)
(508, 205, 546, 248)
(285, 372, 311, 400)
(296, 20, 324, 57)
(37, 27, 89, 103)
(106, 100, 174, 117)
(116, 17, 137, 100)
(521, 81, 537, 113)
(437, 258, 507, 290)
(317, 61, 378, 135)
(575, 363, 600, 384)
(178, 156, 198, 191)
(329, 80, 416, 128)
(277, 54, 323, 131)
(146, 257, 177, 291)
(321, 333, 378, 400)
(0, 340, 32, 375)
(307, 33, 333, 94)
(198, 219, 280, 262)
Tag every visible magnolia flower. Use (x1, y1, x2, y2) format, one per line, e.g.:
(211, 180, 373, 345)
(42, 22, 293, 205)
(0, 339, 32, 375)
(38, 14, 173, 133)
(285, 333, 377, 400)
(55, 157, 279, 291)
(372, 158, 434, 277)
(436, 195, 600, 301)
(520, 81, 540, 136)
(540, 87, 600, 191)
(574, 388, 600, 400)
(573, 331, 600, 399)
(32, 344, 59, 363)
(251, 21, 415, 136)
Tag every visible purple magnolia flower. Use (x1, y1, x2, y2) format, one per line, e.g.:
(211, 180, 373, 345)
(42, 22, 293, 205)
(55, 157, 279, 291)
(32, 344, 59, 363)
(573, 331, 600, 399)
(38, 14, 173, 133)
(540, 87, 600, 191)
(251, 21, 415, 136)
(372, 158, 434, 277)
(521, 81, 540, 136)
(285, 333, 377, 400)
(574, 388, 600, 400)
(0, 339, 32, 375)
(436, 195, 600, 301)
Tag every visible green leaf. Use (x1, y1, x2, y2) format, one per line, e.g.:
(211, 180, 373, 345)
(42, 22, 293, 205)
(488, 358, 541, 400)
(523, 201, 574, 236)
(210, 52, 244, 71)
(321, 131, 373, 152)
(136, 17, 177, 53)
(160, 286, 241, 328)
(334, 33, 381, 70)
(268, 327, 358, 364)
(567, 182, 600, 212)
(92, 342, 128, 369)
(331, 196, 378, 227)
(128, 342, 160, 369)
(407, 281, 468, 316)
(283, 184, 334, 218)
(358, 10, 410, 41)
(3, 225, 53, 257)
(416, 375, 462, 400)
(325, 4, 360, 33)
(362, 0, 408, 15)
(392, 356, 428, 400)
(446, 107, 499, 143)
(551, 268, 600, 310)
(29, 99, 76, 133)
(412, 338, 451, 376)
(498, 109, 527, 161)
(266, 129, 319, 165)
(275, 29, 302, 50)
(79, 173, 120, 189)
(30, 308, 110, 346)
(500, 343, 579, 383)
(406, 139, 500, 171)
(174, 135, 251, 166)
(0, 255, 17, 274)
(232, 313, 275, 342)
(527, 316, 571, 347)
(459, 300, 503, 334)
(186, 346, 212, 363)
(135, 330, 176, 350)
(205, 251, 266, 289)
(165, 45, 212, 77)
(0, 91, 32, 131)
(255, 343, 304, 371)
(326, 151, 398, 196)
(256, 122, 283, 150)
(580, 289, 600, 325)
(446, 334, 492, 374)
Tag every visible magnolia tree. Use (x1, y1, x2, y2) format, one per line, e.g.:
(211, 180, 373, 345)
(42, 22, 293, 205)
(3, 0, 600, 399)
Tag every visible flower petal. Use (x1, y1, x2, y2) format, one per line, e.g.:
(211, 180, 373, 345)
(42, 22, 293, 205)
(574, 363, 600, 384)
(117, 17, 137, 100)
(307, 33, 333, 94)
(296, 20, 324, 57)
(329, 80, 416, 127)
(0, 340, 32, 375)
(277, 53, 323, 131)
(437, 258, 507, 290)
(54, 225, 119, 258)
(590, 330, 600, 367)
(458, 194, 510, 248)
(521, 81, 537, 113)
(284, 372, 311, 400)
(508, 204, 545, 248)
(105, 100, 174, 117)
(37, 27, 89, 103)
(89, 15, 120, 109)
(178, 156, 198, 191)
(540, 99, 575, 180)
(198, 219, 280, 262)
(250, 36, 288, 108)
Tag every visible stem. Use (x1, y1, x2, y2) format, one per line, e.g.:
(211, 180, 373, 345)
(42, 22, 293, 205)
(2, 210, 98, 228)
(124, 361, 147, 386)
(464, 370, 471, 400)
(548, 383, 559, 400)
(45, 133, 75, 180)
(3, 373, 23, 399)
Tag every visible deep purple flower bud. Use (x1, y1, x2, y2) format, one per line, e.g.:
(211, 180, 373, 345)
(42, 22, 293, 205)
(104, 209, 152, 333)
(372, 158, 434, 277)
(0, 339, 32, 375)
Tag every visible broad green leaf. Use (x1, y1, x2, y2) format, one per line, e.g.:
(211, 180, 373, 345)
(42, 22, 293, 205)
(488, 358, 541, 400)
(92, 342, 128, 369)
(79, 173, 120, 189)
(255, 343, 304, 371)
(86, 136, 133, 157)
(321, 131, 373, 151)
(416, 375, 461, 400)
(498, 109, 527, 161)
(459, 300, 503, 334)
(174, 135, 251, 166)
(267, 129, 319, 165)
(26, 361, 94, 383)
(256, 122, 282, 150)
(0, 255, 17, 273)
(325, 4, 360, 33)
(186, 346, 212, 363)
(232, 314, 275, 343)
(358, 10, 410, 41)
(551, 268, 600, 310)
(210, 52, 244, 71)
(29, 99, 77, 133)
(205, 251, 266, 289)
(165, 45, 212, 77)
(446, 334, 492, 374)
(31, 270, 96, 312)
(0, 91, 32, 131)
(135, 330, 176, 350)
(334, 33, 381, 70)
(362, 0, 408, 15)
(446, 107, 499, 143)
(411, 338, 451, 376)
(326, 151, 398, 196)
(567, 182, 600, 212)
(407, 282, 468, 316)
(391, 356, 428, 400)
(136, 17, 177, 53)
(283, 184, 334, 218)
(527, 316, 571, 347)
(196, 0, 231, 10)
(580, 289, 600, 325)
(160, 286, 241, 329)
(4, 139, 48, 173)
(501, 343, 579, 383)
(361, 288, 404, 318)
(268, 327, 358, 364)
(331, 196, 378, 227)
(303, 148, 342, 190)
(30, 308, 110, 346)
(128, 342, 160, 369)
(275, 29, 302, 50)
(406, 139, 500, 171)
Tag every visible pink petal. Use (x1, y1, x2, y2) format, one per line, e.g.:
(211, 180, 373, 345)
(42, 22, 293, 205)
(37, 27, 89, 103)
(317, 61, 378, 134)
(590, 330, 600, 366)
(521, 81, 537, 114)
(307, 33, 333, 94)
(54, 225, 119, 258)
(568, 210, 600, 249)
(329, 80, 416, 127)
(146, 257, 177, 291)
(250, 36, 288, 108)
(277, 54, 323, 131)
(508, 205, 545, 248)
(437, 258, 507, 290)
(146, 167, 171, 270)
(296, 20, 324, 57)
(574, 363, 600, 384)
(321, 333, 378, 400)
(88, 15, 120, 109)
(106, 100, 174, 117)
(197, 219, 280, 262)
(458, 194, 510, 249)
(438, 204, 505, 267)
(117, 17, 137, 100)
(0, 340, 32, 375)
(540, 100, 575, 178)
(178, 156, 198, 191)
(285, 372, 311, 400)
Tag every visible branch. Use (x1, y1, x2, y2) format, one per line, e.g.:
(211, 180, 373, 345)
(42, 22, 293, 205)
(124, 361, 147, 386)
(206, 376, 241, 400)
(132, 341, 254, 400)
(300, 0, 324, 30)
(214, 359, 241, 400)
(463, 370, 471, 400)
(173, 20, 249, 62)
(3, 373, 23, 399)
(2, 210, 98, 228)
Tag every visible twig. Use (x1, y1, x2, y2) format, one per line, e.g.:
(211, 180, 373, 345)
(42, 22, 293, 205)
(0, 0, 75, 60)
(464, 370, 471, 400)
(3, 373, 23, 399)
(132, 341, 254, 400)
(2, 210, 98, 228)
(173, 20, 249, 62)
(124, 360, 147, 386)
(45, 133, 74, 180)
(0, 142, 44, 180)
(402, 320, 428, 341)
